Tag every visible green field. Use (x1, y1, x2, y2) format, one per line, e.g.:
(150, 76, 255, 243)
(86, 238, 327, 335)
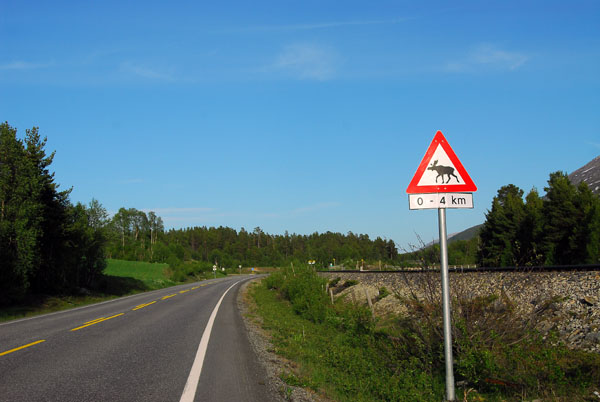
(104, 259, 174, 290)
(0, 259, 176, 323)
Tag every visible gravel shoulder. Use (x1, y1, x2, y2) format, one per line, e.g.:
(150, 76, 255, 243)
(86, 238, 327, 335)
(237, 279, 327, 402)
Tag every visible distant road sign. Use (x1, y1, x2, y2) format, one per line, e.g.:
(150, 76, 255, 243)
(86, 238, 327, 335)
(407, 131, 477, 194)
(409, 193, 474, 210)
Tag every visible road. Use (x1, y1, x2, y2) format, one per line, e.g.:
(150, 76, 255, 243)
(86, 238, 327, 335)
(0, 276, 277, 402)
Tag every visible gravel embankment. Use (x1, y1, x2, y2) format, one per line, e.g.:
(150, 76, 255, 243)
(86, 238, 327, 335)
(320, 271, 600, 352)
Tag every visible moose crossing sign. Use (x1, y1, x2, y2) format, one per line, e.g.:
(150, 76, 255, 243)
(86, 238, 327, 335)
(405, 130, 477, 400)
(406, 131, 477, 194)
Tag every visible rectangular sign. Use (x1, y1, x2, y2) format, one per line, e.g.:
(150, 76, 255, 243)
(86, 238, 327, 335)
(409, 193, 473, 210)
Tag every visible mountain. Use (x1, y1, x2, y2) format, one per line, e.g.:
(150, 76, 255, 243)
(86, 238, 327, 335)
(448, 223, 483, 243)
(569, 155, 600, 195)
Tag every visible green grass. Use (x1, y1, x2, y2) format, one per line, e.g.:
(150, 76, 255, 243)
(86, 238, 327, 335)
(252, 266, 600, 401)
(0, 259, 177, 323)
(250, 280, 443, 401)
(104, 259, 174, 289)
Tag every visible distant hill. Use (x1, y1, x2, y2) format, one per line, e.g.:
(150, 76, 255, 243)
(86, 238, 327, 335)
(421, 223, 483, 248)
(448, 223, 483, 243)
(569, 155, 600, 195)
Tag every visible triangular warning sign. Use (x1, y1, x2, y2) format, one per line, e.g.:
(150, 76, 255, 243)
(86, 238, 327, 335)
(406, 131, 477, 194)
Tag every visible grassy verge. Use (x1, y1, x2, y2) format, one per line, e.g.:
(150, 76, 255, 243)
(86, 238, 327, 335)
(103, 259, 174, 290)
(250, 266, 600, 401)
(251, 271, 443, 401)
(0, 259, 175, 323)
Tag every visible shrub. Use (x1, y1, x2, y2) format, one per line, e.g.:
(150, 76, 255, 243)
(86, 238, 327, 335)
(377, 286, 390, 300)
(265, 271, 285, 290)
(280, 268, 329, 323)
(342, 279, 359, 288)
(328, 277, 341, 287)
(389, 284, 600, 399)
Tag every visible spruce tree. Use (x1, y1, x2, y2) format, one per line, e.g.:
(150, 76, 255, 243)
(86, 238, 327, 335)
(478, 184, 525, 267)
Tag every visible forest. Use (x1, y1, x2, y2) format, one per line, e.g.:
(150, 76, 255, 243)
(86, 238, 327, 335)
(478, 173, 600, 267)
(105, 209, 399, 275)
(0, 123, 106, 304)
(2, 122, 598, 304)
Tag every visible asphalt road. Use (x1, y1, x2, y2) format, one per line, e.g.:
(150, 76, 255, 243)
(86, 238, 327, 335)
(0, 276, 277, 402)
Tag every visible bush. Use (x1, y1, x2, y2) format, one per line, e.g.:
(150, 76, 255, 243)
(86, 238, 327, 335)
(280, 268, 329, 323)
(257, 268, 600, 401)
(377, 286, 390, 300)
(389, 287, 600, 399)
(328, 277, 341, 287)
(264, 271, 285, 290)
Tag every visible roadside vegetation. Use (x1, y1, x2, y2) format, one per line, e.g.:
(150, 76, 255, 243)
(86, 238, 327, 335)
(478, 176, 600, 267)
(0, 257, 236, 323)
(251, 264, 600, 401)
(0, 259, 171, 322)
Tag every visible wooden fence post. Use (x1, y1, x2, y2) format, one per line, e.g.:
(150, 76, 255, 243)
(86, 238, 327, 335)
(364, 287, 374, 318)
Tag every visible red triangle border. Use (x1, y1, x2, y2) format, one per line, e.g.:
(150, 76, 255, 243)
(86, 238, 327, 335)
(406, 131, 477, 194)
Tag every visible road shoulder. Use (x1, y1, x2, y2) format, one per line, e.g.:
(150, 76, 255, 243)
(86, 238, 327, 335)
(237, 279, 324, 402)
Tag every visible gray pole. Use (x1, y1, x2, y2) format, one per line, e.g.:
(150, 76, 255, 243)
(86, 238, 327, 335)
(438, 207, 455, 401)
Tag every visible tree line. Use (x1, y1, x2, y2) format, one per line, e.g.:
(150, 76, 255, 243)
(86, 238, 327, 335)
(478, 171, 600, 267)
(105, 211, 399, 270)
(0, 123, 106, 304)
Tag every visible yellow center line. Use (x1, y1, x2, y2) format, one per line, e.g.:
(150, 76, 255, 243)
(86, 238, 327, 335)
(84, 317, 107, 325)
(179, 289, 190, 294)
(161, 294, 177, 300)
(0, 340, 46, 357)
(132, 301, 157, 311)
(70, 313, 124, 331)
(191, 286, 199, 290)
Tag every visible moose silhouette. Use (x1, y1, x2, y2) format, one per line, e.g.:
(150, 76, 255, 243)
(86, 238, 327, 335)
(427, 160, 459, 184)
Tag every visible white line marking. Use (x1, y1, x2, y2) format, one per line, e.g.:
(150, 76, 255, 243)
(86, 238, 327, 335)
(179, 280, 240, 402)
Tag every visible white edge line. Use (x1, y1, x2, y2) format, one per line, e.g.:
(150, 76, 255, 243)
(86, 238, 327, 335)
(179, 280, 241, 402)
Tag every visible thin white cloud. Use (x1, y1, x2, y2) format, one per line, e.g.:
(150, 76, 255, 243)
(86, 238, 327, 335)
(271, 43, 339, 81)
(445, 44, 529, 73)
(245, 202, 342, 219)
(144, 207, 215, 214)
(81, 48, 124, 65)
(120, 61, 175, 81)
(118, 178, 145, 184)
(259, 212, 282, 218)
(141, 207, 222, 228)
(232, 18, 409, 33)
(162, 214, 226, 222)
(120, 202, 341, 229)
(588, 141, 600, 150)
(0, 60, 53, 70)
(292, 202, 341, 215)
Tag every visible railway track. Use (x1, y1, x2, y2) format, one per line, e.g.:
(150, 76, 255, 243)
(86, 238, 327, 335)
(322, 264, 600, 274)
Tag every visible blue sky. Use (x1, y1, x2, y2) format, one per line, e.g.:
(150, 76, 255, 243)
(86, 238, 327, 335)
(2, 0, 599, 249)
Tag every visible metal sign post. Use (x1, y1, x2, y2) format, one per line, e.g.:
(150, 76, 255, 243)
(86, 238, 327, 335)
(406, 131, 477, 402)
(438, 208, 455, 401)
